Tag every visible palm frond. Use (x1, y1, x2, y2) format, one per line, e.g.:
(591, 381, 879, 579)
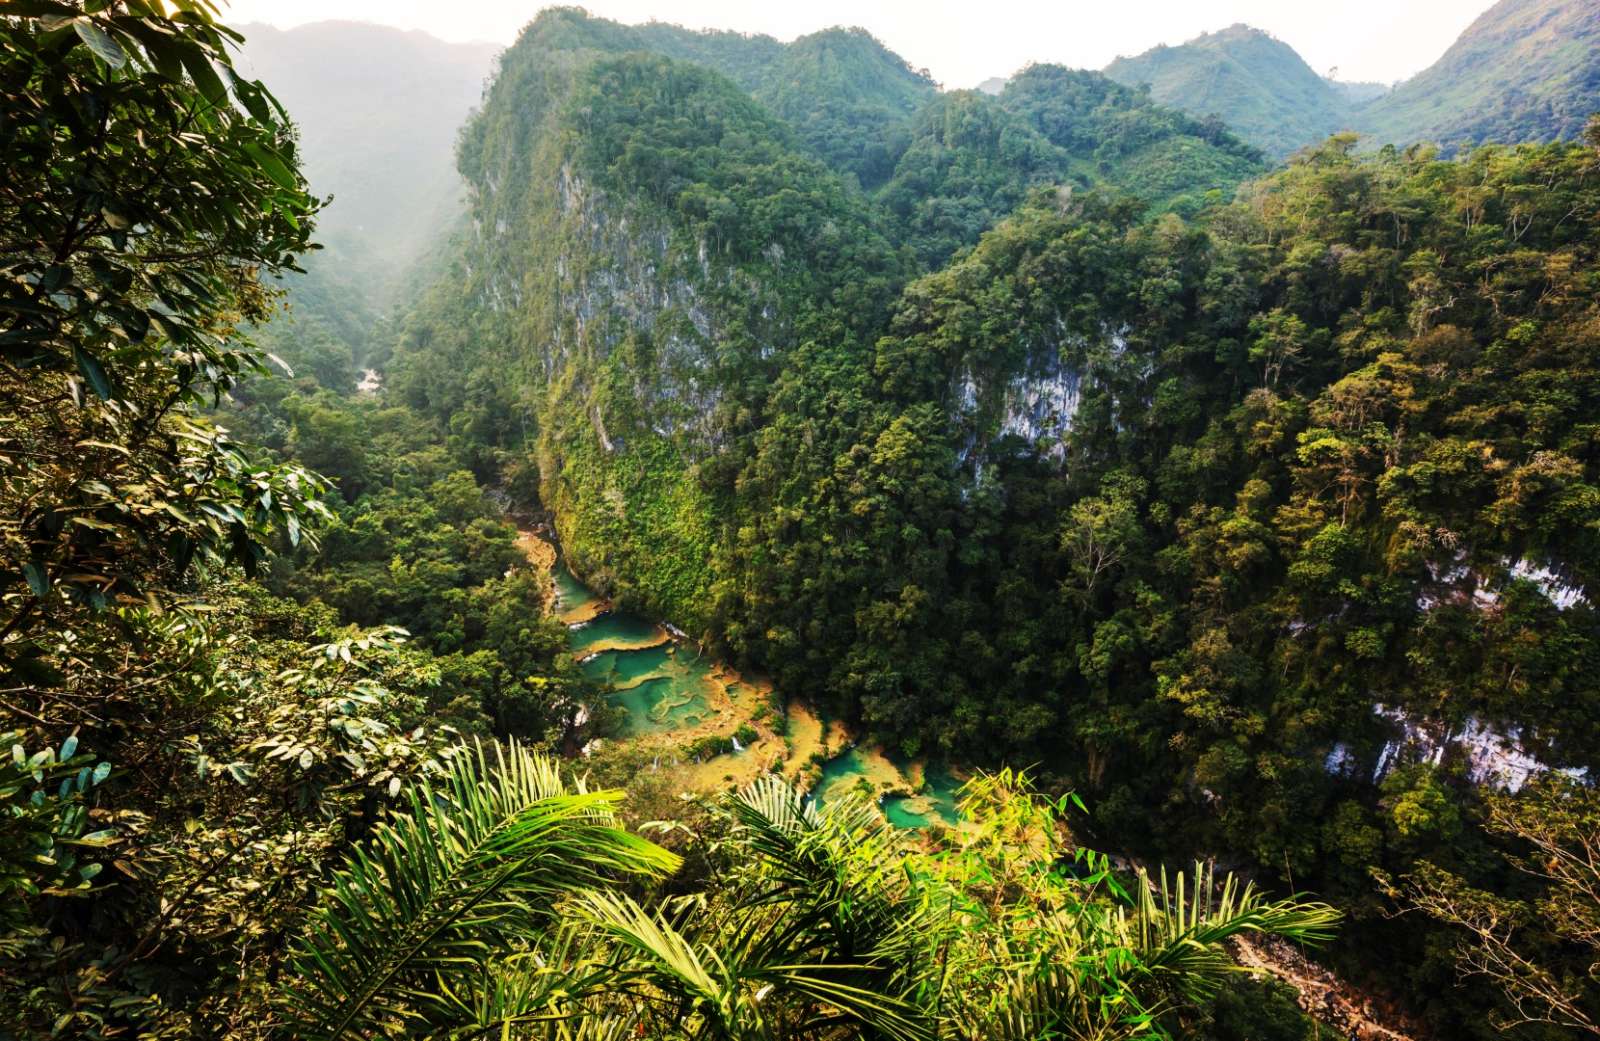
(576, 889, 934, 1041)
(1126, 861, 1340, 1001)
(575, 889, 727, 1011)
(434, 926, 627, 1040)
(279, 741, 680, 1040)
(727, 775, 921, 963)
(974, 958, 1150, 1041)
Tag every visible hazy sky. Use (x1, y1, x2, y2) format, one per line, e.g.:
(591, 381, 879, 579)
(224, 0, 1493, 90)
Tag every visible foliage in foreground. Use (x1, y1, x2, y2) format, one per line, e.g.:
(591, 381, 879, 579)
(1391, 777, 1600, 1036)
(277, 757, 1339, 1041)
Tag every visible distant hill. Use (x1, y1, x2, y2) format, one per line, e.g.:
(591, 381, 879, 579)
(1360, 0, 1600, 152)
(879, 68, 1263, 267)
(753, 27, 938, 187)
(1104, 24, 1350, 159)
(1327, 78, 1390, 105)
(238, 22, 498, 306)
(481, 9, 1259, 270)
(975, 76, 1008, 96)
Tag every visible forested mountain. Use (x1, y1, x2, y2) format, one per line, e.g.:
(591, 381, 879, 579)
(7, 3, 1600, 1039)
(1361, 0, 1600, 151)
(1108, 0, 1600, 158)
(237, 22, 497, 298)
(392, 7, 1262, 629)
(1104, 24, 1350, 159)
(5, 8, 1345, 1037)
(755, 28, 938, 187)
(882, 68, 1262, 267)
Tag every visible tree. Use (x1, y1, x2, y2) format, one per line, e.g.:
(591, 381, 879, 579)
(281, 767, 1341, 1040)
(1, 0, 323, 665)
(0, 3, 331, 1030)
(1393, 777, 1600, 1036)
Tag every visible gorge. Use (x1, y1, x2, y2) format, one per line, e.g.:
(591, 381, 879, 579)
(5, 3, 1600, 1039)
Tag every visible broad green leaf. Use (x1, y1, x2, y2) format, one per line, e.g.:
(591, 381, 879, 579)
(175, 40, 228, 106)
(73, 18, 126, 68)
(23, 561, 49, 597)
(72, 346, 112, 399)
(243, 141, 297, 190)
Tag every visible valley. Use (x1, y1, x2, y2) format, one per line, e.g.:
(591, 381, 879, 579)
(4, 3, 1600, 1040)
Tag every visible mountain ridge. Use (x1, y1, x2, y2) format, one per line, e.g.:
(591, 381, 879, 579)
(1361, 0, 1600, 151)
(1103, 0, 1600, 157)
(1104, 23, 1350, 158)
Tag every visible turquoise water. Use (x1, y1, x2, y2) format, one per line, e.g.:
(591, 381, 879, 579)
(815, 750, 961, 830)
(815, 748, 879, 805)
(608, 677, 709, 735)
(887, 765, 961, 829)
(570, 613, 665, 655)
(552, 560, 598, 615)
(554, 553, 960, 824)
(557, 560, 718, 736)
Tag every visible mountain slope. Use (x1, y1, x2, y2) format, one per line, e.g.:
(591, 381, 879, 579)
(402, 13, 910, 624)
(998, 64, 1262, 205)
(394, 7, 1263, 645)
(1361, 0, 1600, 151)
(1104, 24, 1350, 159)
(877, 72, 1264, 269)
(239, 22, 498, 302)
(754, 27, 938, 187)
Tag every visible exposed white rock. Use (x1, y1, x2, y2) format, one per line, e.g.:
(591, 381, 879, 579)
(1367, 703, 1582, 793)
(1508, 558, 1588, 610)
(1416, 552, 1472, 611)
(592, 405, 615, 453)
(998, 361, 1081, 456)
(545, 167, 776, 455)
(1416, 552, 1588, 613)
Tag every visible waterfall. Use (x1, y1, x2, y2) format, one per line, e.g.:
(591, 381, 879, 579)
(730, 735, 744, 752)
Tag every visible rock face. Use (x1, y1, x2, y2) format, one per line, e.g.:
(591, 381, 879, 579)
(1415, 551, 1589, 613)
(947, 320, 1132, 471)
(953, 354, 1082, 464)
(544, 166, 744, 455)
(444, 20, 908, 627)
(1359, 704, 1587, 793)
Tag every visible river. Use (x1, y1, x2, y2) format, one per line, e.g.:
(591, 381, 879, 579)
(544, 548, 960, 828)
